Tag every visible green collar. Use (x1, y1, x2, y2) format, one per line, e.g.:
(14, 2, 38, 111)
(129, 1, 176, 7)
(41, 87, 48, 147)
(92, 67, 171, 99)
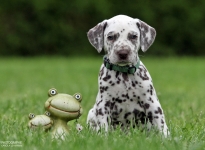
(103, 56, 140, 74)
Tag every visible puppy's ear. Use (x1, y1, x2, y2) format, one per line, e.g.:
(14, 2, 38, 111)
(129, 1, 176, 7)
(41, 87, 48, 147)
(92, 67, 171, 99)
(87, 20, 107, 53)
(136, 19, 156, 52)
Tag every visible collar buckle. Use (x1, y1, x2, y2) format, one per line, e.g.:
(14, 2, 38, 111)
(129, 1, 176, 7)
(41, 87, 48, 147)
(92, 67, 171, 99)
(128, 66, 137, 74)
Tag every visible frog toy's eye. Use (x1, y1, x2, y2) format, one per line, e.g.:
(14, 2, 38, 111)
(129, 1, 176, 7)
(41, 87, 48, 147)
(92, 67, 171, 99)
(48, 88, 58, 97)
(45, 111, 50, 116)
(29, 113, 35, 119)
(73, 93, 82, 102)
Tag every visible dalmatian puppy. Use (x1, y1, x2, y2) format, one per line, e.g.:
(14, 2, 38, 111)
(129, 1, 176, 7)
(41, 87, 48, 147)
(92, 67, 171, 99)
(87, 15, 169, 137)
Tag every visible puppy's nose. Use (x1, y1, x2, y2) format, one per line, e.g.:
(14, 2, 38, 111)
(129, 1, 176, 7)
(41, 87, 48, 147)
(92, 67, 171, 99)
(117, 49, 130, 60)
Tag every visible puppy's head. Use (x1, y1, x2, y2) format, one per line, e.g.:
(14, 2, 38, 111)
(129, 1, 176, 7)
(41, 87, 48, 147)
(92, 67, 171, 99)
(87, 15, 156, 65)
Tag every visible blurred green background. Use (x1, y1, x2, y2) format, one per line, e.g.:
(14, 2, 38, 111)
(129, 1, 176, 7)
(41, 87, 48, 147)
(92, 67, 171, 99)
(0, 0, 205, 56)
(0, 2, 205, 149)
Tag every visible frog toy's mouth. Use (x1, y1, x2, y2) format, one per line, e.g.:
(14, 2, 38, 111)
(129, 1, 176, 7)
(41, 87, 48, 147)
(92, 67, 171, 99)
(48, 104, 80, 115)
(47, 103, 82, 119)
(30, 122, 53, 128)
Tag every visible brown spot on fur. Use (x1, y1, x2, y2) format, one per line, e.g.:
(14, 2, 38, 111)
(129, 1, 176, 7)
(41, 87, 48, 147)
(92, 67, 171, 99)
(158, 107, 162, 114)
(97, 99, 103, 106)
(138, 66, 149, 80)
(144, 103, 150, 109)
(122, 73, 128, 81)
(103, 75, 111, 81)
(155, 107, 163, 114)
(124, 112, 131, 119)
(100, 86, 109, 93)
(100, 66, 105, 77)
(97, 108, 104, 116)
(148, 97, 154, 103)
(147, 111, 153, 123)
(132, 81, 136, 87)
(115, 71, 120, 78)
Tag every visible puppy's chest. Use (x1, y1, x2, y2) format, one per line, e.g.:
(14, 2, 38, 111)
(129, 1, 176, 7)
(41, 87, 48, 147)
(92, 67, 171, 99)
(99, 68, 144, 93)
(99, 70, 144, 110)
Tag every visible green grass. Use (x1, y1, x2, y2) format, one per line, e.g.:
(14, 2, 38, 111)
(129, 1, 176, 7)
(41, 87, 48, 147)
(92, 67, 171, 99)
(0, 56, 205, 150)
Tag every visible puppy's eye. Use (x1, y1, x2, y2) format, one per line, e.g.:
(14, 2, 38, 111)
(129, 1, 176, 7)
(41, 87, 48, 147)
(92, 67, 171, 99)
(130, 35, 137, 40)
(107, 35, 114, 41)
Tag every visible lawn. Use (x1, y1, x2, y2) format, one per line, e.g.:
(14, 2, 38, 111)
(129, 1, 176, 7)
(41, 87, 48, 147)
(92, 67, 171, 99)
(0, 56, 205, 150)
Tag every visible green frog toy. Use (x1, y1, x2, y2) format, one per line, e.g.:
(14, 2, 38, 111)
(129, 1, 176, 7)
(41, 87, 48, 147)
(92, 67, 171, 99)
(28, 111, 53, 131)
(44, 88, 83, 139)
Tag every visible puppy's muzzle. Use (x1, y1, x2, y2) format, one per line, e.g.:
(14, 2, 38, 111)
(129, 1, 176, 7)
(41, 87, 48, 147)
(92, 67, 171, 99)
(116, 49, 130, 60)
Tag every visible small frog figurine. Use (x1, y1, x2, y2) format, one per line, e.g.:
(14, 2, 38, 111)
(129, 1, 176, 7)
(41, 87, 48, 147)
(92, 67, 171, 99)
(28, 111, 53, 131)
(45, 88, 83, 139)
